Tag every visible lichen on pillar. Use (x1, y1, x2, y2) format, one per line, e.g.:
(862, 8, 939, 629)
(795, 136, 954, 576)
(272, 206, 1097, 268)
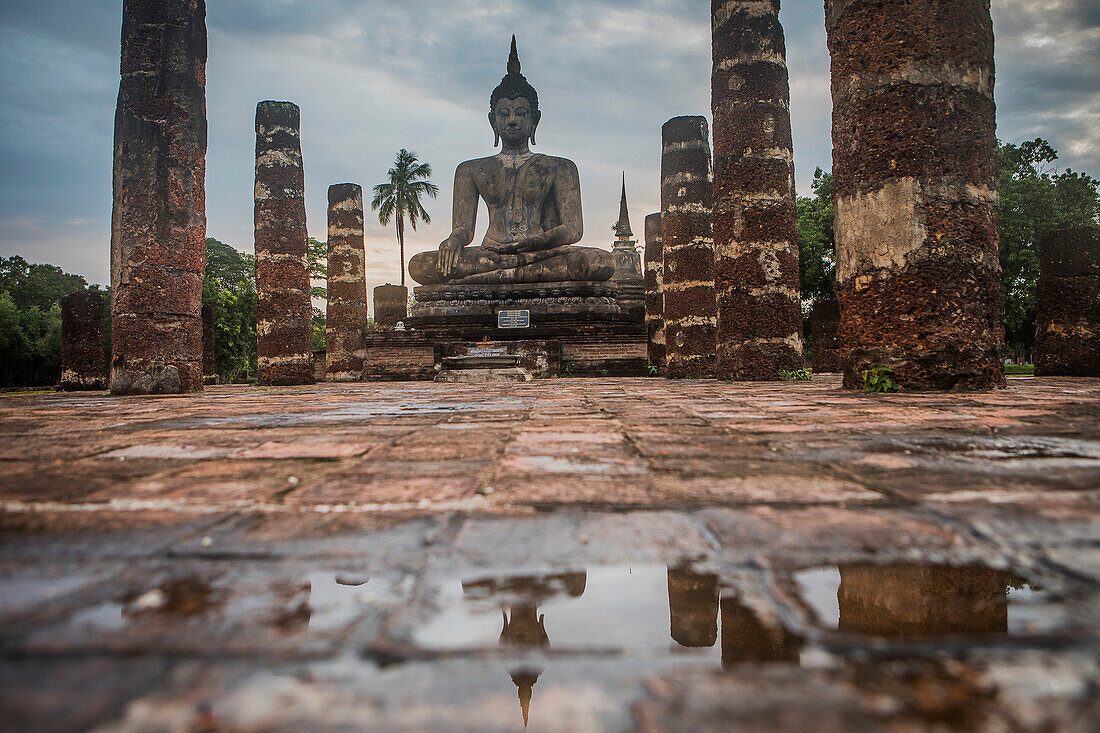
(254, 100, 314, 386)
(325, 183, 367, 381)
(711, 0, 804, 380)
(109, 0, 207, 395)
(661, 116, 716, 379)
(644, 212, 666, 374)
(59, 291, 107, 391)
(1034, 226, 1100, 376)
(827, 0, 1005, 390)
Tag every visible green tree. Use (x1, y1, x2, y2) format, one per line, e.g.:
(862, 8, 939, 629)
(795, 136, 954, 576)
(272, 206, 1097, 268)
(796, 168, 836, 305)
(311, 307, 326, 351)
(371, 149, 438, 287)
(307, 237, 327, 300)
(0, 256, 87, 311)
(998, 138, 1100, 355)
(202, 238, 257, 381)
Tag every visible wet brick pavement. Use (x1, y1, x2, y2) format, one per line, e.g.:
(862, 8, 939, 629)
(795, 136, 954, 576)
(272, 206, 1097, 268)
(1, 376, 1098, 731)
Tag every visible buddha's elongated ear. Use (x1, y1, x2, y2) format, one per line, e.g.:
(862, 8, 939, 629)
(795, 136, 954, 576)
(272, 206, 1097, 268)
(489, 112, 499, 147)
(530, 110, 542, 146)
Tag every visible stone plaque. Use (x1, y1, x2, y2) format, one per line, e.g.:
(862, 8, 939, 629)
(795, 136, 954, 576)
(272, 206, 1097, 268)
(497, 310, 531, 329)
(468, 345, 508, 357)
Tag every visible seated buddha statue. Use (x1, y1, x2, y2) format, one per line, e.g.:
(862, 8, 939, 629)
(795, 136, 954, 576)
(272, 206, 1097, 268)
(408, 37, 615, 286)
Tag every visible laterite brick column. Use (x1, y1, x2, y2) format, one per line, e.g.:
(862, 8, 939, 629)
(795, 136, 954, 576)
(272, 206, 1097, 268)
(201, 303, 216, 383)
(325, 183, 367, 381)
(254, 100, 314, 386)
(711, 0, 803, 380)
(661, 116, 716, 379)
(59, 291, 107, 391)
(827, 0, 1005, 390)
(1034, 226, 1100, 376)
(644, 212, 666, 374)
(811, 297, 842, 373)
(109, 0, 206, 394)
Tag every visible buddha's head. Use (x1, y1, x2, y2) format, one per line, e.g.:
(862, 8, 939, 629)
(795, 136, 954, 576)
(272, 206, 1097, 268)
(490, 36, 541, 148)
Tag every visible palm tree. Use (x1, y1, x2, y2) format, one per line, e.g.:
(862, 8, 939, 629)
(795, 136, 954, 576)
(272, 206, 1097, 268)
(371, 149, 438, 287)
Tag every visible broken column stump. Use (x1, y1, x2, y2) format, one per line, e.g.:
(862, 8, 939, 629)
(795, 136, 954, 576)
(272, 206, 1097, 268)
(374, 284, 408, 330)
(811, 297, 842, 373)
(254, 100, 314, 386)
(644, 212, 666, 374)
(827, 0, 1005, 390)
(109, 0, 207, 395)
(326, 183, 367, 381)
(59, 290, 107, 391)
(1035, 226, 1100, 376)
(661, 116, 716, 379)
(711, 0, 804, 380)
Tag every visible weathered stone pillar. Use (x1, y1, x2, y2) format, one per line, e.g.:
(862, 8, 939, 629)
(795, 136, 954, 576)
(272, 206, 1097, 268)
(827, 0, 1005, 390)
(661, 116, 716, 378)
(811, 297, 842, 373)
(254, 100, 314, 386)
(1035, 226, 1100, 376)
(201, 303, 216, 384)
(711, 0, 803, 380)
(326, 183, 367, 381)
(109, 0, 207, 395)
(374, 284, 408, 330)
(59, 291, 107, 391)
(644, 212, 666, 373)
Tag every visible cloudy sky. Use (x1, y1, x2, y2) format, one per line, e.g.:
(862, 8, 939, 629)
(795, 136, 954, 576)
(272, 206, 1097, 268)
(1, 0, 1097, 305)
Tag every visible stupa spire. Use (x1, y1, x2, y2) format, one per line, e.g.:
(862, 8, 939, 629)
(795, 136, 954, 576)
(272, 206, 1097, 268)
(614, 173, 633, 239)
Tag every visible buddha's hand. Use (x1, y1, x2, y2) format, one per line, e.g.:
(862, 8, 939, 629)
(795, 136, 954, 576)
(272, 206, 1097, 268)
(438, 234, 466, 277)
(514, 232, 552, 253)
(482, 238, 519, 255)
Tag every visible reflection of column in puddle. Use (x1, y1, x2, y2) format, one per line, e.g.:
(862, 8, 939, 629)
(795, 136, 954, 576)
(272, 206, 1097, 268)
(462, 572, 587, 729)
(720, 597, 802, 666)
(838, 564, 1008, 637)
(667, 568, 719, 647)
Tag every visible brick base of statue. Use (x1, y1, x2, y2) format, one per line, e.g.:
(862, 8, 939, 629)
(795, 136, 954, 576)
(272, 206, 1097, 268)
(410, 282, 622, 325)
(361, 284, 645, 381)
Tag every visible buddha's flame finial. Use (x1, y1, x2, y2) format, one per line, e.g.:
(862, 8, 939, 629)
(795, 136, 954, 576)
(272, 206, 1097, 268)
(508, 35, 521, 75)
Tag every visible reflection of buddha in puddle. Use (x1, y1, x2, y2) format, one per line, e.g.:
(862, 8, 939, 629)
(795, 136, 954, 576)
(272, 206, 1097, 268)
(462, 571, 586, 727)
(838, 564, 1008, 637)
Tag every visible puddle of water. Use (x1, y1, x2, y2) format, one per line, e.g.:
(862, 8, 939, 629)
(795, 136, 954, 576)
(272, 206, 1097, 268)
(411, 565, 803, 668)
(66, 573, 391, 637)
(0, 573, 104, 616)
(794, 563, 1052, 638)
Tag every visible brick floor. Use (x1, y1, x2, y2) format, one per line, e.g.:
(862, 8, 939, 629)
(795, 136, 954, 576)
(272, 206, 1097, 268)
(1, 376, 1098, 731)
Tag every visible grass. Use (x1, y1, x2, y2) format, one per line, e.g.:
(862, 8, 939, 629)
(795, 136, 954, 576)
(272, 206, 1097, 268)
(1004, 364, 1034, 376)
